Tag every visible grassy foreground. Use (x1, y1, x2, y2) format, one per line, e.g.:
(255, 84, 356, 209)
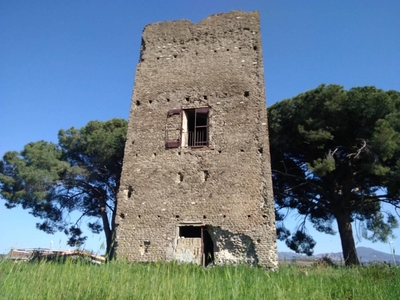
(1, 260, 399, 300)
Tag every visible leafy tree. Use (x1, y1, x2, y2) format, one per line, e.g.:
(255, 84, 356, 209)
(268, 85, 400, 265)
(0, 119, 127, 259)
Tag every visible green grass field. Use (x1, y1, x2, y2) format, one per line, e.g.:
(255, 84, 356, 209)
(1, 260, 399, 300)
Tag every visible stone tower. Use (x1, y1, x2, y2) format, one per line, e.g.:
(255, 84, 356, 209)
(115, 11, 277, 269)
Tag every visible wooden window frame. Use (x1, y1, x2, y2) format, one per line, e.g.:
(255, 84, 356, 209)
(165, 107, 209, 149)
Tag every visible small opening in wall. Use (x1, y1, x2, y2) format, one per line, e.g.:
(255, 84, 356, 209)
(153, 153, 157, 157)
(244, 91, 250, 98)
(248, 215, 251, 218)
(149, 100, 153, 104)
(223, 215, 226, 218)
(157, 215, 161, 219)
(138, 215, 141, 218)
(240, 149, 245, 152)
(178, 151, 181, 156)
(195, 51, 198, 56)
(203, 215, 207, 219)
(120, 213, 125, 219)
(166, 98, 170, 102)
(178, 172, 184, 182)
(262, 214, 267, 218)
(218, 150, 222, 154)
(175, 215, 180, 219)
(203, 170, 210, 182)
(157, 57, 160, 60)
(203, 95, 208, 100)
(173, 54, 177, 58)
(135, 153, 139, 157)
(226, 49, 229, 51)
(136, 100, 141, 106)
(128, 186, 133, 198)
(214, 50, 217, 53)
(239, 47, 242, 50)
(258, 147, 263, 154)
(253, 45, 258, 51)
(144, 241, 150, 253)
(132, 141, 135, 145)
(257, 239, 261, 243)
(185, 97, 190, 102)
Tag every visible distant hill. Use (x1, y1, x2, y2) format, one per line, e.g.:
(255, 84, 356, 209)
(279, 247, 400, 264)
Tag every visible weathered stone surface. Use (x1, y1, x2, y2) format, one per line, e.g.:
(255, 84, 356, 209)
(115, 10, 278, 269)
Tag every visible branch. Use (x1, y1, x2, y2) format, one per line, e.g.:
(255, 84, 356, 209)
(347, 139, 366, 159)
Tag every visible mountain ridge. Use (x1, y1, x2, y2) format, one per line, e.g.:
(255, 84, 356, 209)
(278, 246, 400, 263)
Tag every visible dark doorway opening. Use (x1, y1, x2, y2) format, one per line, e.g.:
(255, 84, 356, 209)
(178, 225, 214, 266)
(203, 227, 214, 266)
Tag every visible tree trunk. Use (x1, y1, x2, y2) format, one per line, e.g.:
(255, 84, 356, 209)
(335, 212, 360, 266)
(100, 202, 115, 261)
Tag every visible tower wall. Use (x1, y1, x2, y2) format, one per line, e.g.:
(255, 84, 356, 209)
(116, 11, 277, 269)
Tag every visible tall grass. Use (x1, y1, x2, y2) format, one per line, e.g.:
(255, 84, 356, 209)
(1, 260, 399, 300)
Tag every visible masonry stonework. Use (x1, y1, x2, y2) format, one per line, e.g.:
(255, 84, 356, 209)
(115, 11, 278, 269)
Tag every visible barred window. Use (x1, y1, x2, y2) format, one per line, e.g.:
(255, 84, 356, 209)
(166, 107, 209, 148)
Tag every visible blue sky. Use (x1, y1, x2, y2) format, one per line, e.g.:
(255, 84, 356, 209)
(1, 1, 399, 256)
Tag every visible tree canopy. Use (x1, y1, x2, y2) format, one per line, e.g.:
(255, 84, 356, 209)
(268, 84, 400, 265)
(0, 118, 127, 259)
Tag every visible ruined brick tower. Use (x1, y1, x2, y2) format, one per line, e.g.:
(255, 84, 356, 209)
(115, 11, 277, 269)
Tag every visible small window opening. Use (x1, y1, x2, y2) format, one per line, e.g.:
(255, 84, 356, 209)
(248, 215, 251, 218)
(226, 49, 230, 51)
(149, 100, 153, 104)
(240, 149, 245, 152)
(138, 215, 141, 218)
(203, 170, 210, 182)
(203, 215, 207, 219)
(127, 186, 133, 198)
(223, 215, 226, 218)
(175, 215, 180, 219)
(178, 172, 184, 182)
(144, 241, 150, 253)
(185, 97, 190, 102)
(120, 213, 125, 219)
(203, 95, 208, 100)
(244, 91, 250, 98)
(258, 147, 263, 154)
(136, 100, 141, 106)
(257, 239, 261, 243)
(166, 98, 170, 102)
(253, 45, 258, 51)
